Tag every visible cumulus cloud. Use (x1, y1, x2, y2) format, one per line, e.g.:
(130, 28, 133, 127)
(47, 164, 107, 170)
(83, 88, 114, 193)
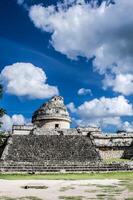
(121, 121, 133, 132)
(69, 96, 133, 129)
(0, 114, 26, 131)
(78, 88, 92, 96)
(29, 0, 133, 68)
(29, 0, 133, 96)
(0, 62, 59, 99)
(74, 116, 122, 130)
(77, 96, 133, 118)
(103, 74, 133, 96)
(67, 102, 76, 113)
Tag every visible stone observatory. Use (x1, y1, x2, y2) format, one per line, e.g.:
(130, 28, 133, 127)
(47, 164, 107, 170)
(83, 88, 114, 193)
(0, 95, 133, 172)
(32, 96, 71, 129)
(0, 96, 103, 172)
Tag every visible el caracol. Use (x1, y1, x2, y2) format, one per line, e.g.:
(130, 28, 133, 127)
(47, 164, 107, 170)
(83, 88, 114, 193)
(0, 96, 133, 173)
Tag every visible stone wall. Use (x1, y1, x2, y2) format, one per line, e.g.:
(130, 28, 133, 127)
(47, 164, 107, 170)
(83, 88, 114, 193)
(12, 125, 33, 135)
(40, 119, 70, 130)
(93, 133, 133, 147)
(2, 125, 133, 161)
(97, 148, 125, 159)
(93, 133, 133, 159)
(12, 125, 101, 135)
(32, 96, 71, 129)
(2, 134, 100, 163)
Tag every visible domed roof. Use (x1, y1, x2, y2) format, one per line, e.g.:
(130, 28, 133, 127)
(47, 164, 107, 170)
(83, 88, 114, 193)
(32, 96, 71, 123)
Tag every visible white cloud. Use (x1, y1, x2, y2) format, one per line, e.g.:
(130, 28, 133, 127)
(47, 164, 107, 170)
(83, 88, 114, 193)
(0, 62, 59, 99)
(101, 117, 122, 128)
(29, 0, 133, 68)
(0, 114, 26, 131)
(11, 114, 26, 125)
(103, 73, 133, 96)
(77, 96, 133, 118)
(78, 88, 92, 96)
(121, 121, 133, 132)
(74, 116, 122, 129)
(29, 0, 133, 95)
(67, 102, 76, 113)
(17, 0, 24, 5)
(69, 95, 133, 129)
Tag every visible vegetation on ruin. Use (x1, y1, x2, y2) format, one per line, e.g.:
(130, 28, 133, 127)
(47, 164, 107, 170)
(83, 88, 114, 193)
(0, 171, 133, 180)
(0, 85, 6, 116)
(103, 158, 131, 164)
(0, 80, 8, 140)
(0, 84, 6, 129)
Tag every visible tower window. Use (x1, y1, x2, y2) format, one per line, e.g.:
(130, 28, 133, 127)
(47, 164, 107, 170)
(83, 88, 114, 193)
(55, 124, 59, 129)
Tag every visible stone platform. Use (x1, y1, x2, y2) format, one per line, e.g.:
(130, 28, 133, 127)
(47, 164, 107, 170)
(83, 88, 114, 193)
(1, 134, 100, 162)
(0, 161, 132, 173)
(1, 134, 133, 172)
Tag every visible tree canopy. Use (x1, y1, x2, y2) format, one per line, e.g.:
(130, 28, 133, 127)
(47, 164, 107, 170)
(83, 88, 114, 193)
(0, 84, 6, 126)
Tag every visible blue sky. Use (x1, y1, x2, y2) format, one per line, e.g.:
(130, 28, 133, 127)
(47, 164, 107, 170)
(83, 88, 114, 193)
(0, 0, 133, 132)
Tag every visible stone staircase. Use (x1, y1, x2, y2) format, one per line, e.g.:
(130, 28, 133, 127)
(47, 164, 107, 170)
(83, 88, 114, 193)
(1, 134, 133, 173)
(0, 162, 132, 172)
(1, 134, 101, 162)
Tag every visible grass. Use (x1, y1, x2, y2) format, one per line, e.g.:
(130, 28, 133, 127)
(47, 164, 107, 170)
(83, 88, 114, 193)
(96, 192, 118, 200)
(98, 187, 123, 197)
(19, 197, 42, 200)
(84, 189, 97, 193)
(0, 197, 42, 200)
(0, 171, 133, 180)
(96, 195, 115, 200)
(125, 199, 133, 200)
(59, 196, 83, 200)
(95, 180, 133, 200)
(59, 186, 75, 192)
(120, 180, 133, 192)
(0, 197, 14, 200)
(103, 158, 131, 164)
(96, 194, 107, 197)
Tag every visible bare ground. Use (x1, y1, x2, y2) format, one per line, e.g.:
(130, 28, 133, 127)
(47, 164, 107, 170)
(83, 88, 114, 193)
(0, 179, 133, 200)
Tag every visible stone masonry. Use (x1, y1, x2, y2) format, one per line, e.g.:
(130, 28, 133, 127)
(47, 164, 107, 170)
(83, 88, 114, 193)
(0, 95, 133, 172)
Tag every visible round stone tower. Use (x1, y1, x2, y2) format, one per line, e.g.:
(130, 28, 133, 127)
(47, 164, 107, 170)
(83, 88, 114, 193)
(32, 96, 71, 129)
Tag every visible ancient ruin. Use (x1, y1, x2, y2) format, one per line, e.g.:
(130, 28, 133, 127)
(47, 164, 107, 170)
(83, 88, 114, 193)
(0, 96, 133, 172)
(32, 96, 71, 129)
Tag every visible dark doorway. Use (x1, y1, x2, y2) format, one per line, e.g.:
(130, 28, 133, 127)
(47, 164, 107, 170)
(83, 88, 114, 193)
(55, 124, 59, 129)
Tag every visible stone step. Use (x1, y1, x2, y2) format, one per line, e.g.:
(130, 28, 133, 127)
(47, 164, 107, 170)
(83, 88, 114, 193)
(0, 165, 132, 172)
(0, 165, 128, 169)
(0, 163, 130, 167)
(0, 160, 132, 172)
(0, 162, 126, 166)
(0, 168, 132, 172)
(0, 165, 129, 168)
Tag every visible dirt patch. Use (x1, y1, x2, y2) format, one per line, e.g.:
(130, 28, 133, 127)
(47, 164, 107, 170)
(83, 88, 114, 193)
(0, 179, 132, 200)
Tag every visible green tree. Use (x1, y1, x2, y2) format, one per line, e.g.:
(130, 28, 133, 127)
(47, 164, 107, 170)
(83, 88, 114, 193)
(0, 84, 6, 126)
